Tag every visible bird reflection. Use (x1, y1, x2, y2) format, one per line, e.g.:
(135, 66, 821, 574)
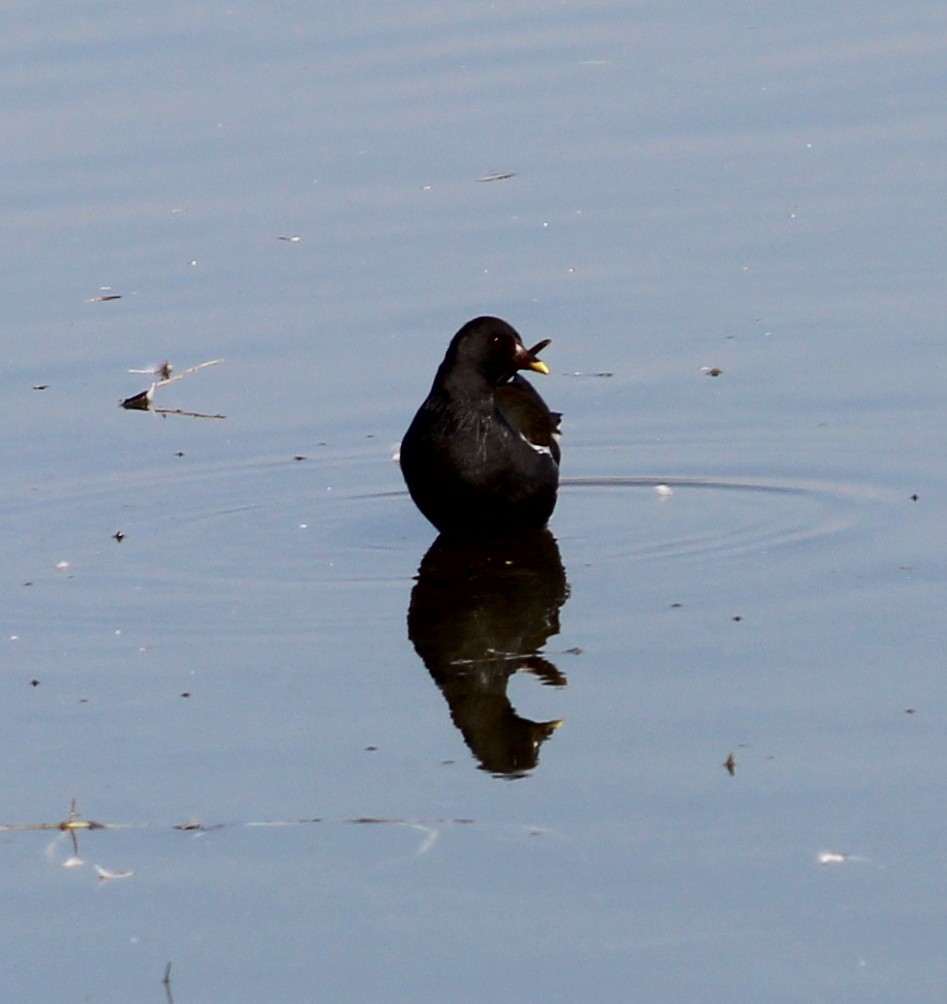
(407, 530, 569, 778)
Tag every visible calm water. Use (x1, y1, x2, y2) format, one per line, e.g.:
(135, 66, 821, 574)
(3, 2, 946, 1001)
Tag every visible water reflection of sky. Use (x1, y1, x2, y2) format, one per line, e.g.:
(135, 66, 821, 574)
(2, 2, 946, 1001)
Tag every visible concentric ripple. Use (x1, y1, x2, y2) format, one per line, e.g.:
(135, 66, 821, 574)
(558, 474, 892, 563)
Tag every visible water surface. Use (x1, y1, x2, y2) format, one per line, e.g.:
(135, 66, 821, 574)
(2, 2, 946, 1001)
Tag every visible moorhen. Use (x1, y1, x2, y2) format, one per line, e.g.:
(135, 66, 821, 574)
(400, 316, 560, 535)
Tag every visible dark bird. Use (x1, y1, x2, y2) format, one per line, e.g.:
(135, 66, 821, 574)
(400, 316, 560, 535)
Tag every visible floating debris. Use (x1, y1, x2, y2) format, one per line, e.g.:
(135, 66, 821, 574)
(153, 408, 226, 419)
(121, 358, 224, 418)
(655, 484, 673, 498)
(20, 799, 120, 869)
(130, 361, 173, 380)
(411, 823, 440, 856)
(6, 799, 537, 883)
(162, 962, 174, 1004)
(174, 819, 225, 833)
(816, 845, 878, 868)
(94, 864, 135, 881)
(701, 366, 723, 377)
(120, 386, 155, 410)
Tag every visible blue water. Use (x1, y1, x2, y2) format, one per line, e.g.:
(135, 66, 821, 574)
(2, 2, 946, 1001)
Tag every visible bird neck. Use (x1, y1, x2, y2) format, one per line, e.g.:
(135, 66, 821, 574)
(433, 362, 497, 405)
